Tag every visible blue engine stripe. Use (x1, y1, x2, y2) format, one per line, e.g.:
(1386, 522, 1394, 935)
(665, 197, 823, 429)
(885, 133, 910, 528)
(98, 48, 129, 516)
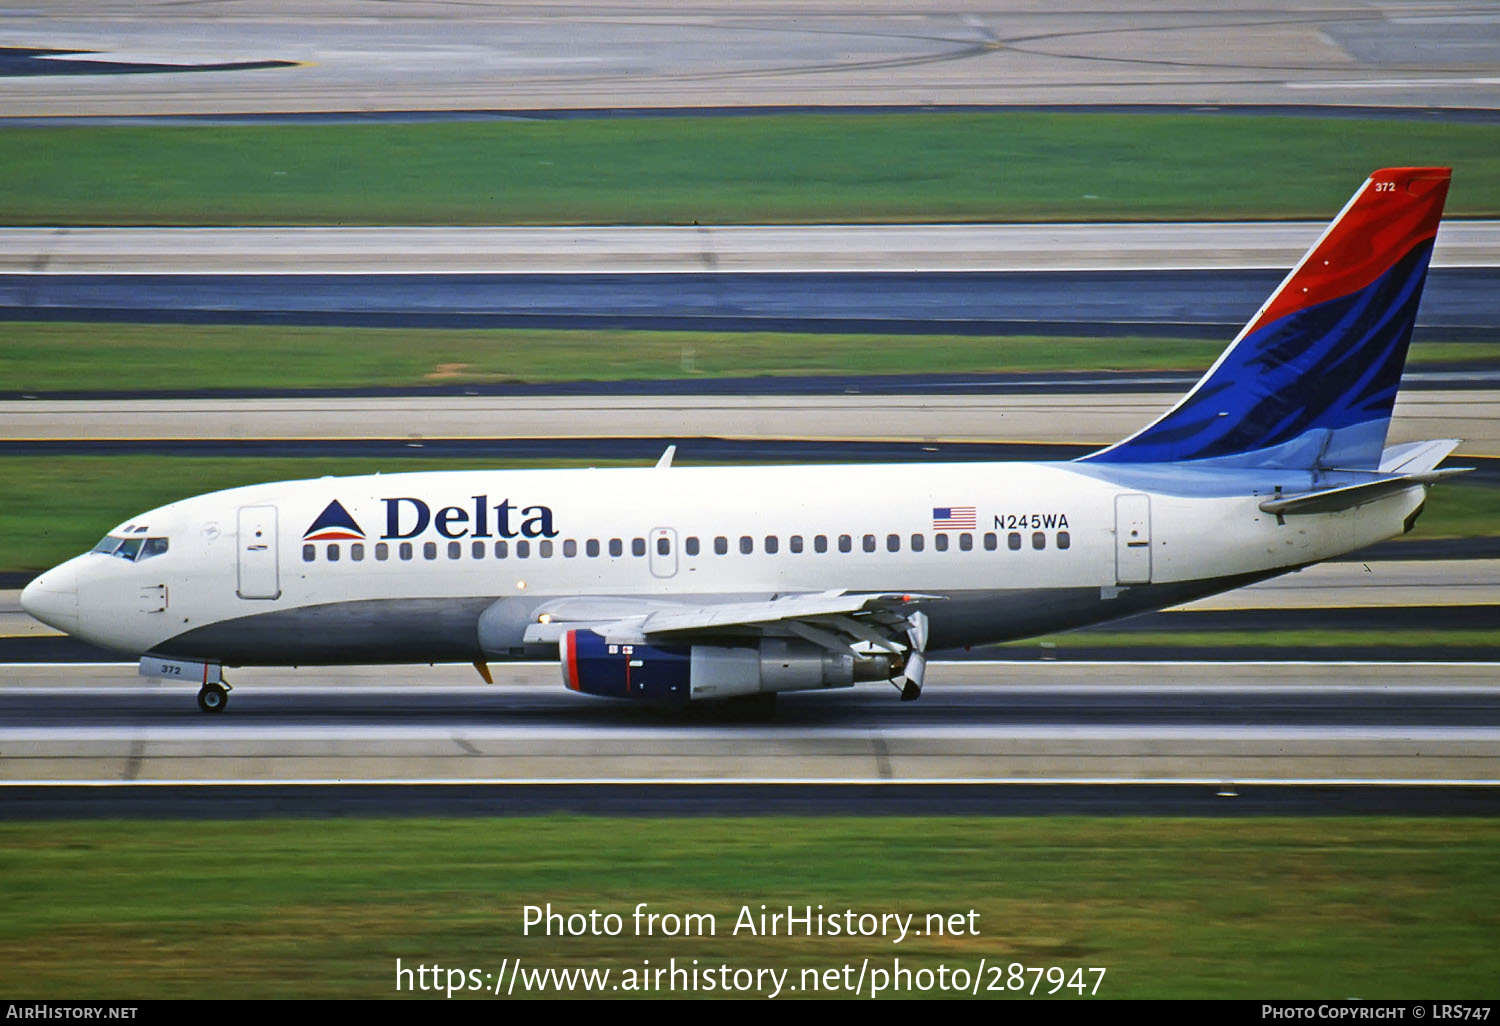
(568, 629, 691, 702)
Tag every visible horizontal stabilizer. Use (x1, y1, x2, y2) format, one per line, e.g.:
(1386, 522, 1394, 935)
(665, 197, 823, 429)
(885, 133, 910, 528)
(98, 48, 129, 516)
(1258, 468, 1470, 516)
(1379, 438, 1462, 475)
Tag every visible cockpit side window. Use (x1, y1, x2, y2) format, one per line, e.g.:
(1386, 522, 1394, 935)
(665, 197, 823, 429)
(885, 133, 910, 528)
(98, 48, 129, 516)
(138, 538, 169, 560)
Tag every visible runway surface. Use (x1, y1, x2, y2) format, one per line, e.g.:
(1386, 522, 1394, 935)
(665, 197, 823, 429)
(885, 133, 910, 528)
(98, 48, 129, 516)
(2, 663, 1497, 786)
(4, 782, 1497, 819)
(7, 269, 1496, 339)
(7, 390, 1497, 454)
(5, 1, 1498, 114)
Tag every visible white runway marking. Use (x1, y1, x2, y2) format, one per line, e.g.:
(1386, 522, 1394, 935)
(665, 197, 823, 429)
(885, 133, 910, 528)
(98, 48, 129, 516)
(4, 223, 1499, 274)
(4, 776, 1499, 788)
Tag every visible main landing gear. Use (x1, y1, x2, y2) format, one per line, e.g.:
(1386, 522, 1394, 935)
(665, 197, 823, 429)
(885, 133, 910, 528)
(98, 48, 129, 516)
(197, 680, 231, 713)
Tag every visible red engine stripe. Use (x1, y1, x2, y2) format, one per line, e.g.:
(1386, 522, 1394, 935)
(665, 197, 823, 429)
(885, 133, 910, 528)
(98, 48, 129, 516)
(564, 630, 580, 691)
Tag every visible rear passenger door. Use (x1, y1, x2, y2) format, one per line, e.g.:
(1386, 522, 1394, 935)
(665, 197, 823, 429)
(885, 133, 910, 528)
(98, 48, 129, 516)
(1114, 493, 1152, 585)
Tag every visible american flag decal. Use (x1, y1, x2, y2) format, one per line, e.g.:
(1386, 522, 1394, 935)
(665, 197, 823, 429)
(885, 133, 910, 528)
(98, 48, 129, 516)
(932, 506, 977, 530)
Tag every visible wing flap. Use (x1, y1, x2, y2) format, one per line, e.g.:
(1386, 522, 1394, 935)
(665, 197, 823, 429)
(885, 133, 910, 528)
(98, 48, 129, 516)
(521, 590, 942, 646)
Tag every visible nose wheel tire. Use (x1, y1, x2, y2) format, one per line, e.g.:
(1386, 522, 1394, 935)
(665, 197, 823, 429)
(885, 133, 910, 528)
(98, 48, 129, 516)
(197, 683, 229, 714)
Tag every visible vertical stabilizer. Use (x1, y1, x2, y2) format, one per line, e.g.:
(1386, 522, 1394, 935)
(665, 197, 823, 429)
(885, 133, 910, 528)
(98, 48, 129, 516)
(1085, 167, 1451, 469)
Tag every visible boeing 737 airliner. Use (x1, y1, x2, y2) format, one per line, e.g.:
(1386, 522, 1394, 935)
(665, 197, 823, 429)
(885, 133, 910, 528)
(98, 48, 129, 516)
(22, 167, 1467, 713)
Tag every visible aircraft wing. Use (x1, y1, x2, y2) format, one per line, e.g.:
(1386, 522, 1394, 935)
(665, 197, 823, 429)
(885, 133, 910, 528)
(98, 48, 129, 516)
(521, 589, 942, 656)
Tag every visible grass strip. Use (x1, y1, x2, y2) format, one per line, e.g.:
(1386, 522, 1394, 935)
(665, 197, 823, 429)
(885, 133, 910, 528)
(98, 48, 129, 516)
(0, 817, 1496, 998)
(2, 457, 1492, 577)
(3, 321, 1496, 393)
(5, 113, 1500, 225)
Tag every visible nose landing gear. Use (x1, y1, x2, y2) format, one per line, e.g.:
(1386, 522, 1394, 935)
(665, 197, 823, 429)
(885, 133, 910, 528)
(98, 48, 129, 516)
(196, 679, 231, 713)
(138, 658, 230, 713)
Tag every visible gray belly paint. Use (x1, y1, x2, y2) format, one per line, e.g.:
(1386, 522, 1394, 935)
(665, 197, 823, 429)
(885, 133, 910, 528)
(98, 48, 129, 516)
(152, 596, 495, 665)
(148, 569, 1289, 666)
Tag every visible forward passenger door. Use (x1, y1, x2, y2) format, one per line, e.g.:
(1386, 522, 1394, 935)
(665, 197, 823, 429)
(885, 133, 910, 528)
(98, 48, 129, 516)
(237, 505, 281, 599)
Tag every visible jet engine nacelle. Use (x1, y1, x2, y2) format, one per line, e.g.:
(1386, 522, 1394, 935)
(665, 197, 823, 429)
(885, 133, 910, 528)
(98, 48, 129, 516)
(559, 629, 894, 702)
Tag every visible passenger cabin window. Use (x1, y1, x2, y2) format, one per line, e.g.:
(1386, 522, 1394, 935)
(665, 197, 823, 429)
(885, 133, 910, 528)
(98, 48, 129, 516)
(740, 536, 753, 555)
(586, 539, 600, 557)
(934, 534, 949, 552)
(790, 535, 803, 553)
(632, 538, 646, 557)
(911, 533, 924, 552)
(609, 539, 623, 557)
(564, 539, 577, 557)
(540, 540, 553, 558)
(376, 543, 389, 561)
(959, 533, 973, 551)
(984, 532, 997, 551)
(1008, 533, 1022, 551)
(447, 541, 461, 559)
(302, 544, 315, 562)
(765, 535, 779, 554)
(517, 541, 531, 558)
(886, 534, 899, 553)
(1032, 532, 1046, 550)
(838, 535, 852, 553)
(714, 536, 728, 555)
(328, 544, 340, 562)
(685, 537, 699, 556)
(350, 543, 364, 562)
(815, 535, 828, 553)
(1057, 531, 1071, 550)
(472, 541, 485, 559)
(494, 540, 508, 558)
(400, 542, 413, 560)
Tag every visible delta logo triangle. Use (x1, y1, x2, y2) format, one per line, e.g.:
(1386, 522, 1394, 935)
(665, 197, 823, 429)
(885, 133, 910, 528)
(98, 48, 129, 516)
(304, 500, 365, 541)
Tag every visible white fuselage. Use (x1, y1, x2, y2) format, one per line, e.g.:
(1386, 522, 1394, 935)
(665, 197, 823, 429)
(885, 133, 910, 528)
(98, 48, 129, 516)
(30, 460, 1424, 665)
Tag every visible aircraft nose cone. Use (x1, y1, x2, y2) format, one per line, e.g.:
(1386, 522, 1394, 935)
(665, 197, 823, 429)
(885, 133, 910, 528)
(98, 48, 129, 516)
(20, 562, 81, 635)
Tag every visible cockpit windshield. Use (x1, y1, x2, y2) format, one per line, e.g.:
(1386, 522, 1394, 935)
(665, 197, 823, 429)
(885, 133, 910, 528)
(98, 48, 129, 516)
(88, 535, 168, 561)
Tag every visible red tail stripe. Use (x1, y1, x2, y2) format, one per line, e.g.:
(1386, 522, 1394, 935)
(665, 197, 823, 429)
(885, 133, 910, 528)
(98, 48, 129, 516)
(1246, 167, 1450, 334)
